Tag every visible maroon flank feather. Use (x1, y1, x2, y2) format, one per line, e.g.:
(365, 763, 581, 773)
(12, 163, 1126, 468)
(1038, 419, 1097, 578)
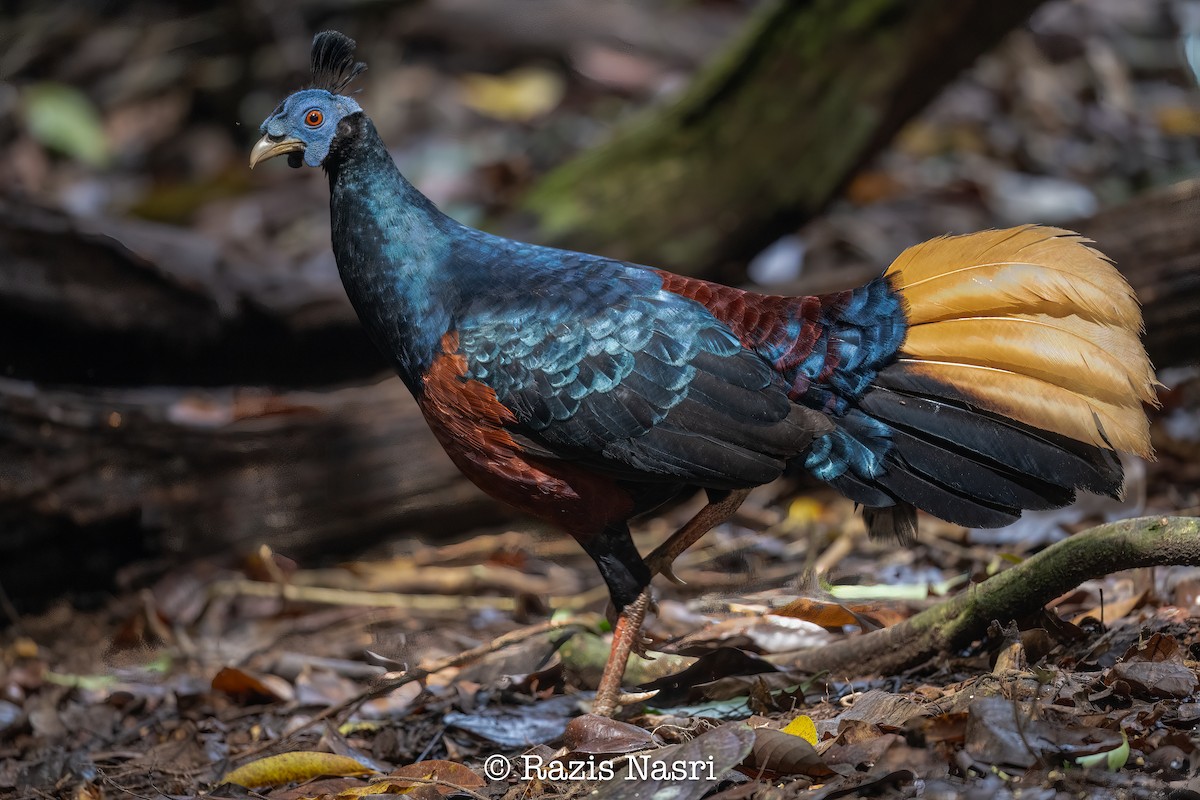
(419, 333, 636, 538)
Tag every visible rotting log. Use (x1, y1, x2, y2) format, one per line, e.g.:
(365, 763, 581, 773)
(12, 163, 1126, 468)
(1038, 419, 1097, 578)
(1073, 178, 1200, 371)
(0, 377, 511, 609)
(523, 0, 1049, 279)
(0, 199, 382, 387)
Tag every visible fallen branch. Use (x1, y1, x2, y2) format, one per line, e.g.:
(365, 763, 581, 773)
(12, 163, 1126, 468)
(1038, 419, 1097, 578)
(783, 516, 1200, 677)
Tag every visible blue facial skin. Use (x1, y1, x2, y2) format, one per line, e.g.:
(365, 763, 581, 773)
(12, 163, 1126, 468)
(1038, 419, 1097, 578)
(259, 88, 362, 167)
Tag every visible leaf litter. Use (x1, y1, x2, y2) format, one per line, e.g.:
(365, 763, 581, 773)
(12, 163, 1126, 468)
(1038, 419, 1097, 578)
(3, 494, 1199, 799)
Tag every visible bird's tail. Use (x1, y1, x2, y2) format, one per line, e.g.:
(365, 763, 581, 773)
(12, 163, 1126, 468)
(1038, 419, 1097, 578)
(821, 225, 1157, 538)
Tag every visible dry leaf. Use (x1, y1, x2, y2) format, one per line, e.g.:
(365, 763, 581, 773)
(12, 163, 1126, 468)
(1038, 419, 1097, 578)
(563, 714, 657, 754)
(211, 666, 294, 704)
(459, 68, 564, 121)
(780, 714, 818, 745)
(221, 751, 374, 788)
(378, 760, 486, 796)
(739, 727, 830, 779)
(773, 596, 887, 631)
(1070, 590, 1147, 626)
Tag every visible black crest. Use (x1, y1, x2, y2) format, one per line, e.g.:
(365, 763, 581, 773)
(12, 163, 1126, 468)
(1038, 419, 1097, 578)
(310, 31, 367, 94)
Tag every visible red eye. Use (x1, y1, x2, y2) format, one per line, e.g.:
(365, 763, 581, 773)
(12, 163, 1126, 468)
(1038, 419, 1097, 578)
(305, 109, 324, 127)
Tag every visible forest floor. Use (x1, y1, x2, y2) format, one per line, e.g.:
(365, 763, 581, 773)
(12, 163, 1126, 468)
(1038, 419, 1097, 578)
(2, 457, 1200, 799)
(3, 0, 1200, 797)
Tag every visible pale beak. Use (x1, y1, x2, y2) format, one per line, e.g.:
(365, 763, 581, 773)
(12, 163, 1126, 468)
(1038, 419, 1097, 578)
(249, 134, 305, 168)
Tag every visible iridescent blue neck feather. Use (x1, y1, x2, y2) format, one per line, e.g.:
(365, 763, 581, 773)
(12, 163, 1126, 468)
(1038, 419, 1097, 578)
(326, 114, 456, 393)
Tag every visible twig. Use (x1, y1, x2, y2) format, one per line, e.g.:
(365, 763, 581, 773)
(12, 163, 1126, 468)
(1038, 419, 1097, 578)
(811, 525, 860, 577)
(783, 516, 1200, 677)
(211, 578, 521, 611)
(211, 578, 601, 612)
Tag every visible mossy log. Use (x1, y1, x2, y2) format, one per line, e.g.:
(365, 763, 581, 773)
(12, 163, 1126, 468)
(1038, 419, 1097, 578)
(783, 516, 1200, 677)
(524, 0, 1047, 278)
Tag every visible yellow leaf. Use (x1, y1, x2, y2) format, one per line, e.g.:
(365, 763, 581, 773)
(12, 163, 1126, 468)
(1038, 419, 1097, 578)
(785, 498, 824, 528)
(221, 752, 375, 788)
(460, 68, 564, 122)
(338, 720, 384, 736)
(781, 714, 818, 746)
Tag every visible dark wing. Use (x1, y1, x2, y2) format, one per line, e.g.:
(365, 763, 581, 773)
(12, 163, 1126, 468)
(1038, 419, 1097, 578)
(455, 261, 829, 489)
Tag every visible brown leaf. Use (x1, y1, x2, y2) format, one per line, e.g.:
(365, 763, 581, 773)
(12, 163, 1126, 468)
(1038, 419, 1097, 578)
(901, 712, 969, 747)
(383, 760, 486, 795)
(837, 689, 926, 730)
(211, 666, 294, 704)
(1120, 632, 1183, 664)
(1108, 660, 1198, 699)
(823, 732, 906, 774)
(1070, 590, 1147, 626)
(773, 597, 880, 631)
(271, 777, 368, 800)
(591, 723, 754, 800)
(832, 718, 880, 746)
(963, 698, 1039, 769)
(738, 727, 831, 779)
(220, 751, 374, 788)
(563, 714, 657, 754)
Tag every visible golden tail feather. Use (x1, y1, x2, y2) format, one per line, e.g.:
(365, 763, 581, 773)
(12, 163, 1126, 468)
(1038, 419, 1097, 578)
(886, 225, 1157, 459)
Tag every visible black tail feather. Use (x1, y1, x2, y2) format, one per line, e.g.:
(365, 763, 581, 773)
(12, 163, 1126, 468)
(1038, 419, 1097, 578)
(823, 363, 1126, 538)
(862, 503, 917, 543)
(867, 368, 1123, 497)
(875, 465, 1021, 528)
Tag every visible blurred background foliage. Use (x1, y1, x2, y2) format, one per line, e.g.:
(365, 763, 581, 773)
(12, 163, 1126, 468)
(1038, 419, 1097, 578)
(3, 0, 1200, 288)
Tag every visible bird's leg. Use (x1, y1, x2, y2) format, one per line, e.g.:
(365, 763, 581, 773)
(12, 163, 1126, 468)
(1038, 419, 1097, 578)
(645, 487, 752, 583)
(579, 493, 751, 716)
(577, 522, 656, 715)
(592, 587, 653, 717)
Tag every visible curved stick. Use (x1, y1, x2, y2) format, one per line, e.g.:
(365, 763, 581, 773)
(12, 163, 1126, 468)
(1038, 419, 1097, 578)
(785, 515, 1200, 676)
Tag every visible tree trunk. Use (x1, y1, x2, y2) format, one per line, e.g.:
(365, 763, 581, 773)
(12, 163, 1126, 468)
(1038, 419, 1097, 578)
(523, 0, 1048, 280)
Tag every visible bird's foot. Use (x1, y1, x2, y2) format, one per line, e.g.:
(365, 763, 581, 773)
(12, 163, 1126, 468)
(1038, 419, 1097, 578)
(605, 593, 658, 628)
(605, 605, 654, 658)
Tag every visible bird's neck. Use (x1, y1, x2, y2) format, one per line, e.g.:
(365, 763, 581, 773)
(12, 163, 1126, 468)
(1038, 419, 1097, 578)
(326, 114, 456, 394)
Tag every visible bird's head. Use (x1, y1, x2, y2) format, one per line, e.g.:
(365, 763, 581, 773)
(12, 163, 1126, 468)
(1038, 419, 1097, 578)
(250, 31, 366, 169)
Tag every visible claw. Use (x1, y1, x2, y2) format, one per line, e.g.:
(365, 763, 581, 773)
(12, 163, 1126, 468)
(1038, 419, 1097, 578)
(591, 688, 659, 716)
(659, 562, 686, 585)
(630, 634, 655, 660)
(616, 689, 658, 707)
